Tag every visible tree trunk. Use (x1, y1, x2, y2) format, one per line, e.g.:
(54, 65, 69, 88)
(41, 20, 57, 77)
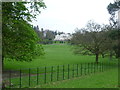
(118, 40, 120, 58)
(102, 53, 104, 58)
(2, 55, 4, 70)
(2, 55, 6, 88)
(95, 53, 99, 64)
(109, 51, 113, 60)
(1, 55, 4, 88)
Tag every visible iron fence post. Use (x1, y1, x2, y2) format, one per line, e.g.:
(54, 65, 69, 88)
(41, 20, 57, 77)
(45, 67, 47, 83)
(9, 70, 11, 88)
(37, 68, 39, 85)
(63, 65, 64, 80)
(20, 69, 21, 88)
(29, 68, 31, 87)
(51, 66, 53, 82)
(57, 65, 59, 81)
(88, 63, 89, 74)
(72, 64, 74, 78)
(85, 63, 86, 75)
(68, 64, 69, 79)
(81, 64, 82, 76)
(77, 64, 78, 77)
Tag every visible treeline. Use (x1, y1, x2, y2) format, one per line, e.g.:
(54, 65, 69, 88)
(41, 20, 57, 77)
(33, 25, 65, 44)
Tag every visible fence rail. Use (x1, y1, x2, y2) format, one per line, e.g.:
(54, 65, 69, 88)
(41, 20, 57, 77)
(2, 62, 117, 88)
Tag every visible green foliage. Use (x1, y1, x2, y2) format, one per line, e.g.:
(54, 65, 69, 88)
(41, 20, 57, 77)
(3, 20, 39, 61)
(2, 2, 46, 61)
(108, 28, 120, 40)
(108, 28, 120, 58)
(32, 44, 45, 58)
(106, 0, 120, 58)
(107, 1, 120, 25)
(107, 1, 120, 15)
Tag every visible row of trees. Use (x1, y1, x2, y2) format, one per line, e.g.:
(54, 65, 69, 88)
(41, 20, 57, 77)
(33, 25, 66, 44)
(34, 26, 56, 44)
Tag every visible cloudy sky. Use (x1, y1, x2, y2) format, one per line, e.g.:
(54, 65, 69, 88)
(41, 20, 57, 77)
(32, 0, 114, 33)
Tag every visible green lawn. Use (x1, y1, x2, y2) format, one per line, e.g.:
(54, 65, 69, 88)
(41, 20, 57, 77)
(7, 67, 118, 88)
(35, 68, 118, 88)
(3, 44, 118, 88)
(4, 44, 117, 70)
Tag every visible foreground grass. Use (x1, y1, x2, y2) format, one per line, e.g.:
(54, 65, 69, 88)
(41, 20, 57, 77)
(4, 44, 117, 70)
(5, 64, 118, 88)
(7, 62, 110, 88)
(35, 68, 118, 88)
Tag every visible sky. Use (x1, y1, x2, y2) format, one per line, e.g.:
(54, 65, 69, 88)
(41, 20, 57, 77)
(32, 0, 114, 34)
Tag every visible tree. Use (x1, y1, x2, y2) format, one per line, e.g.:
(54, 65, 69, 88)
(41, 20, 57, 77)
(107, 1, 120, 26)
(71, 21, 110, 63)
(107, 1, 120, 58)
(45, 30, 55, 40)
(108, 28, 120, 58)
(33, 27, 56, 44)
(2, 2, 46, 63)
(34, 26, 44, 42)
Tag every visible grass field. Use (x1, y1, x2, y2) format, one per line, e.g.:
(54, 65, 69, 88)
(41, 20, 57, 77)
(5, 64, 118, 88)
(36, 68, 118, 88)
(4, 44, 117, 70)
(3, 44, 118, 88)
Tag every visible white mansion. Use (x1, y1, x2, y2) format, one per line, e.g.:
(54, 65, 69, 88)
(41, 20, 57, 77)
(54, 33, 72, 41)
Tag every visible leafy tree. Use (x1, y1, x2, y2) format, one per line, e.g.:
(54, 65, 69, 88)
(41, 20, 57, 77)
(107, 1, 120, 26)
(34, 26, 44, 42)
(34, 26, 56, 44)
(107, 1, 120, 58)
(2, 2, 46, 64)
(71, 21, 110, 63)
(45, 30, 55, 40)
(108, 28, 120, 58)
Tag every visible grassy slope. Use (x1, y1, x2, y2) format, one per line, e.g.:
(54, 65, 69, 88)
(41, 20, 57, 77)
(4, 44, 116, 70)
(35, 68, 118, 88)
(4, 44, 118, 88)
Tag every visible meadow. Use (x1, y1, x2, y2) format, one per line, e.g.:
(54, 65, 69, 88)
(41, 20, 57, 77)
(3, 44, 118, 88)
(4, 44, 117, 70)
(36, 68, 118, 88)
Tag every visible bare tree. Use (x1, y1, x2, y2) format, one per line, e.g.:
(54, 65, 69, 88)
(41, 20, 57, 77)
(71, 21, 110, 63)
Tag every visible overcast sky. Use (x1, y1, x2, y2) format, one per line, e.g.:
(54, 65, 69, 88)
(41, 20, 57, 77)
(32, 0, 114, 33)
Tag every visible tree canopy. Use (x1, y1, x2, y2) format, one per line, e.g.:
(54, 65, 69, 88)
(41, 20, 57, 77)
(71, 21, 110, 63)
(107, 1, 120, 25)
(107, 1, 120, 58)
(2, 1, 46, 61)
